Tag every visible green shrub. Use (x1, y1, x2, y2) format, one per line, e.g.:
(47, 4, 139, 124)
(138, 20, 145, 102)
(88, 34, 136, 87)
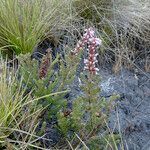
(55, 28, 120, 148)
(17, 46, 80, 126)
(57, 71, 120, 149)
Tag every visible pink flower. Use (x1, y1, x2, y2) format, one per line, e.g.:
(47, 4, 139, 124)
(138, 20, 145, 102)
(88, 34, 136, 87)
(71, 27, 102, 75)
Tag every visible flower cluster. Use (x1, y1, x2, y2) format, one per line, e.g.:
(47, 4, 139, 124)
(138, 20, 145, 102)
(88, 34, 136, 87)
(39, 48, 51, 79)
(71, 27, 102, 75)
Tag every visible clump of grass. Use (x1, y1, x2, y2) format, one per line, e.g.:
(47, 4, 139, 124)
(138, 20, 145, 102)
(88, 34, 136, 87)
(101, 0, 150, 72)
(73, 0, 111, 23)
(0, 0, 73, 56)
(0, 56, 45, 149)
(73, 0, 150, 72)
(113, 0, 150, 71)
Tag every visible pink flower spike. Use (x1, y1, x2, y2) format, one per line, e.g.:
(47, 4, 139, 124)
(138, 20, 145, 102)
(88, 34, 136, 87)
(71, 27, 101, 75)
(84, 59, 88, 64)
(95, 68, 99, 71)
(95, 38, 102, 46)
(89, 31, 95, 37)
(82, 28, 101, 75)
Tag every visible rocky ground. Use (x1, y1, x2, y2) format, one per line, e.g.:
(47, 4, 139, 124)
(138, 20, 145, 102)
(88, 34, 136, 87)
(69, 63, 150, 150)
(59, 60, 149, 150)
(99, 65, 150, 150)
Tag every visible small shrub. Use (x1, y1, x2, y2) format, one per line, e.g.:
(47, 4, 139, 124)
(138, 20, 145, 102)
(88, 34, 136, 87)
(57, 28, 120, 149)
(17, 47, 80, 146)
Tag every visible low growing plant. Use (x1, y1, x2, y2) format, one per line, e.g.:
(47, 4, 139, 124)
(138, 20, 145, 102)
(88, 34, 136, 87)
(17, 47, 81, 148)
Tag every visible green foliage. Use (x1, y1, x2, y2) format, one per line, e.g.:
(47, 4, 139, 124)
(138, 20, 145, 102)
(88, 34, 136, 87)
(17, 48, 79, 123)
(0, 0, 73, 56)
(57, 71, 120, 148)
(73, 0, 111, 23)
(87, 134, 120, 150)
(0, 57, 43, 149)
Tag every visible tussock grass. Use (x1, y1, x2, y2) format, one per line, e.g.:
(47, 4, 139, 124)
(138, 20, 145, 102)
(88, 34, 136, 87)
(0, 0, 73, 56)
(112, 0, 150, 71)
(0, 57, 44, 149)
(74, 0, 150, 72)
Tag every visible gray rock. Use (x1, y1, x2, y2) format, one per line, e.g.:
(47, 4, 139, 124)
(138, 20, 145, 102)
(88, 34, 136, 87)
(99, 68, 150, 150)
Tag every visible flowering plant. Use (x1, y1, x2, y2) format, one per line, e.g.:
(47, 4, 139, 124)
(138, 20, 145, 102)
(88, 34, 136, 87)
(57, 27, 119, 149)
(71, 27, 101, 75)
(38, 48, 52, 79)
